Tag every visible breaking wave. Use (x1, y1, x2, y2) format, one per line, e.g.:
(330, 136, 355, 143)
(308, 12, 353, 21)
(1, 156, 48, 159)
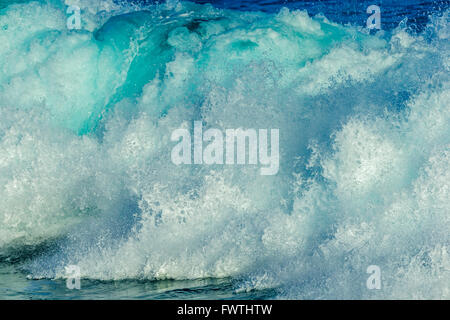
(0, 0, 449, 299)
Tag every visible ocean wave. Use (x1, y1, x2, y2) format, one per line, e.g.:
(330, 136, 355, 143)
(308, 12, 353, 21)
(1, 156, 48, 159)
(0, 0, 449, 299)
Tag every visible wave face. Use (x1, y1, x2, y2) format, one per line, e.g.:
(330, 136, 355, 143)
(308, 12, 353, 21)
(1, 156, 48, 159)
(0, 0, 449, 299)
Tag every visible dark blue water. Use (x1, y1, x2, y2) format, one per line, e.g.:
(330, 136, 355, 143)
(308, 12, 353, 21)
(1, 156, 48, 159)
(131, 0, 449, 31)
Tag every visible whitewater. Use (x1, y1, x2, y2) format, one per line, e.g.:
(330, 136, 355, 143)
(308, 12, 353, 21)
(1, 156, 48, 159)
(0, 0, 449, 299)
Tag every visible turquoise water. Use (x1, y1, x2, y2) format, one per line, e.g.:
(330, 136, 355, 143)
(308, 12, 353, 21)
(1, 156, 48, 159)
(0, 264, 276, 299)
(0, 0, 449, 299)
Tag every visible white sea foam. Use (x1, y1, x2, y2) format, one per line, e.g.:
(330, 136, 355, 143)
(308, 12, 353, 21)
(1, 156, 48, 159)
(0, 1, 448, 299)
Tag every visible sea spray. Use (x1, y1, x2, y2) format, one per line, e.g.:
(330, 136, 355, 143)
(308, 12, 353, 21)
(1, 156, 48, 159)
(0, 0, 448, 299)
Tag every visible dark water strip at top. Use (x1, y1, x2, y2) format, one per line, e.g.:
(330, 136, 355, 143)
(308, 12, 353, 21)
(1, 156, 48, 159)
(127, 0, 450, 31)
(1, 1, 448, 31)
